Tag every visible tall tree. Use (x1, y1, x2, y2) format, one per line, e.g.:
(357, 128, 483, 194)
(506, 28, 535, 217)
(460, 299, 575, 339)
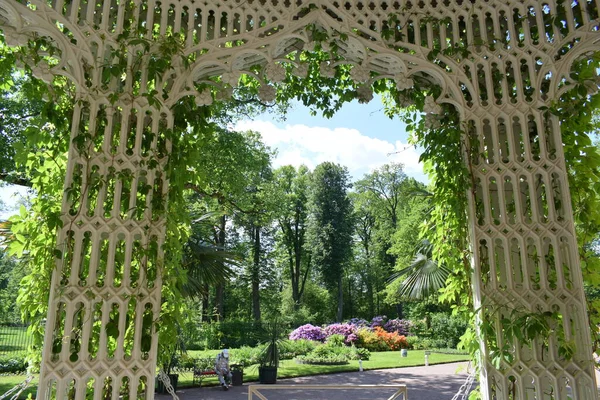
(354, 163, 409, 232)
(185, 127, 274, 320)
(351, 191, 378, 316)
(307, 162, 353, 322)
(272, 165, 312, 311)
(234, 150, 275, 321)
(354, 163, 421, 317)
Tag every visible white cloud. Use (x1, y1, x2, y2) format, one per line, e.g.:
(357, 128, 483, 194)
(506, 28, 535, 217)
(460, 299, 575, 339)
(235, 120, 426, 182)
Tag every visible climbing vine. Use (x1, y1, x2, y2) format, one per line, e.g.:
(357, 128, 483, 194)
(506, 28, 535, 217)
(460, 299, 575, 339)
(2, 8, 600, 397)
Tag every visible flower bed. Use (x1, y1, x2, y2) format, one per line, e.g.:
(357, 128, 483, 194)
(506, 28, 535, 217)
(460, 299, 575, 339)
(295, 356, 349, 365)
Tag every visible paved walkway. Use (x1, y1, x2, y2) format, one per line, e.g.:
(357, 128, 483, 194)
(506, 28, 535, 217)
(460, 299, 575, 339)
(157, 362, 472, 400)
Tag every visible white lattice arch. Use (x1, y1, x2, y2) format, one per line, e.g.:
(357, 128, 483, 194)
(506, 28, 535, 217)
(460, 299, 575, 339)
(2, 1, 600, 399)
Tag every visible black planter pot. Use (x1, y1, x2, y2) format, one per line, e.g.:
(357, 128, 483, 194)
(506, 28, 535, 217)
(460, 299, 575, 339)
(232, 369, 244, 386)
(258, 366, 277, 384)
(156, 374, 179, 394)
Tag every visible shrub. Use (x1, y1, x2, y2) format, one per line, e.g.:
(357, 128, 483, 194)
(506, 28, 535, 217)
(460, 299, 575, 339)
(404, 336, 420, 350)
(296, 354, 349, 365)
(230, 346, 262, 366)
(350, 346, 371, 361)
(325, 334, 346, 346)
(295, 336, 364, 364)
(355, 327, 388, 352)
(323, 323, 358, 344)
(0, 356, 27, 374)
(428, 313, 468, 349)
(383, 319, 411, 336)
(289, 324, 326, 341)
(348, 318, 369, 327)
(370, 315, 388, 328)
(310, 343, 344, 358)
(409, 319, 428, 337)
(279, 339, 317, 359)
(374, 327, 407, 351)
(178, 354, 196, 370)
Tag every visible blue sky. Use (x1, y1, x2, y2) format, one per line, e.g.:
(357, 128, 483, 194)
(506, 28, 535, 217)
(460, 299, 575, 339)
(236, 95, 425, 182)
(0, 96, 425, 219)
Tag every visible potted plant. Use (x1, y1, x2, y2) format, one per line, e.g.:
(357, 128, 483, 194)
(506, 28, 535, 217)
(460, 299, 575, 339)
(156, 327, 186, 394)
(157, 351, 180, 394)
(258, 320, 282, 384)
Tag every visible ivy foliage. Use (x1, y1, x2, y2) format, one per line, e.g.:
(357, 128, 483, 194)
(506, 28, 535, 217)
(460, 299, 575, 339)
(2, 14, 600, 388)
(551, 54, 600, 348)
(0, 33, 74, 368)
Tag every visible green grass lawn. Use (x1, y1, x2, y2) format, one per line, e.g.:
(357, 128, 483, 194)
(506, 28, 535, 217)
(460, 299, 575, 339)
(0, 350, 470, 398)
(0, 375, 37, 399)
(179, 350, 470, 387)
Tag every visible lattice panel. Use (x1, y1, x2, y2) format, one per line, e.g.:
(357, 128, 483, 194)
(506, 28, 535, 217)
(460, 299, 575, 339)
(1, 1, 599, 400)
(36, 95, 170, 398)
(35, 88, 172, 397)
(467, 104, 597, 399)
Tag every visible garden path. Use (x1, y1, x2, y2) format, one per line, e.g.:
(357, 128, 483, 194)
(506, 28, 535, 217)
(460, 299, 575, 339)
(158, 362, 471, 400)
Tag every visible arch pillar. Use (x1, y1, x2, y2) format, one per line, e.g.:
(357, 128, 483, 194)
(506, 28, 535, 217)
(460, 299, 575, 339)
(37, 94, 171, 398)
(465, 102, 597, 399)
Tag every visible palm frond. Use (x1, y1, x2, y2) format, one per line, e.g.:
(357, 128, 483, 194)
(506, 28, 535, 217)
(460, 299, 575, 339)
(389, 239, 450, 300)
(179, 242, 240, 299)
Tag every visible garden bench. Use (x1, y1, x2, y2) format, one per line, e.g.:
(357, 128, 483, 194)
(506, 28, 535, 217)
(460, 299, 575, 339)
(192, 358, 217, 386)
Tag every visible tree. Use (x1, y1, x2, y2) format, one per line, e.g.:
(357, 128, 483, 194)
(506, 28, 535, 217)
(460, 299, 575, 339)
(185, 127, 275, 320)
(354, 163, 414, 269)
(233, 154, 275, 321)
(272, 165, 312, 311)
(354, 163, 408, 231)
(350, 190, 378, 316)
(353, 163, 422, 317)
(307, 162, 353, 322)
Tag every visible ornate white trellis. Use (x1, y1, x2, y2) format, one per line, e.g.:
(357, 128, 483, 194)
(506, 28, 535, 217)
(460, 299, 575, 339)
(0, 0, 599, 399)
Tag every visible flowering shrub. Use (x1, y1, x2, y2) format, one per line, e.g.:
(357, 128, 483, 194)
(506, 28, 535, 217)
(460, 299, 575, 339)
(374, 327, 408, 351)
(383, 319, 412, 336)
(356, 327, 388, 351)
(348, 318, 369, 327)
(323, 323, 358, 344)
(370, 315, 388, 328)
(289, 324, 326, 341)
(355, 327, 408, 351)
(289, 317, 414, 352)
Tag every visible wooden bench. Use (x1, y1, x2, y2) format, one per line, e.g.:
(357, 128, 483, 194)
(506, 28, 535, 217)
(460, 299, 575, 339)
(192, 359, 243, 386)
(193, 358, 217, 386)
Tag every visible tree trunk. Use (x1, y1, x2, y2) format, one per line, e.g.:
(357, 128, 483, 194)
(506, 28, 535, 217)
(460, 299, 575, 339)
(215, 283, 224, 321)
(336, 274, 343, 322)
(347, 274, 353, 317)
(214, 213, 227, 320)
(252, 225, 261, 321)
(366, 278, 374, 317)
(201, 283, 210, 322)
(396, 303, 403, 319)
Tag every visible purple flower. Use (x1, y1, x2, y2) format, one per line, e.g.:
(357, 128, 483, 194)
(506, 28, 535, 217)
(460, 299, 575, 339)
(348, 318, 369, 327)
(345, 333, 358, 344)
(370, 315, 388, 328)
(383, 319, 412, 336)
(289, 324, 326, 341)
(323, 323, 358, 343)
